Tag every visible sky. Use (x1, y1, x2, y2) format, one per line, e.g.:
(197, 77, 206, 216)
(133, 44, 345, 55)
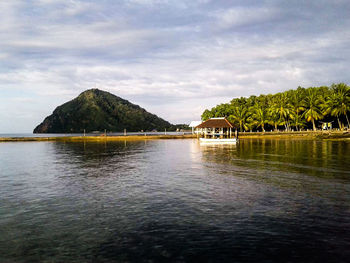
(1, 0, 350, 133)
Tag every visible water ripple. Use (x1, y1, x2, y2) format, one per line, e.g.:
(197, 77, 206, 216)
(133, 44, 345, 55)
(0, 139, 350, 262)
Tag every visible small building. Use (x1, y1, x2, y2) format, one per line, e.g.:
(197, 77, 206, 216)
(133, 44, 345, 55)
(189, 121, 202, 134)
(195, 117, 235, 138)
(320, 121, 333, 130)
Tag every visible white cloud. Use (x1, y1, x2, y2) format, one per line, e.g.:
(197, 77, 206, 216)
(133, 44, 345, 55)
(214, 7, 279, 29)
(126, 0, 168, 5)
(0, 0, 350, 132)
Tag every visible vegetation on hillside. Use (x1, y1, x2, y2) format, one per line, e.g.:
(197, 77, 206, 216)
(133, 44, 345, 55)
(34, 89, 178, 133)
(201, 83, 350, 131)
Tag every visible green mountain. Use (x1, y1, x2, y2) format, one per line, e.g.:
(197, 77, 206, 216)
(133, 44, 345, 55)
(33, 89, 172, 133)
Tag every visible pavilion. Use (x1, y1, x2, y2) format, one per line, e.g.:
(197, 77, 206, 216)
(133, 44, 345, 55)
(195, 117, 236, 138)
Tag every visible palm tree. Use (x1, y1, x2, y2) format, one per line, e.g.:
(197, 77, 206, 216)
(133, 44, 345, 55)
(251, 103, 268, 132)
(303, 88, 323, 131)
(333, 83, 350, 128)
(228, 105, 251, 131)
(323, 84, 350, 129)
(289, 88, 305, 131)
(290, 112, 306, 131)
(268, 108, 282, 131)
(323, 92, 342, 129)
(271, 93, 292, 131)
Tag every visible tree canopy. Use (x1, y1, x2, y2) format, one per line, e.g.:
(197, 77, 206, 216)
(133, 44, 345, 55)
(201, 83, 350, 131)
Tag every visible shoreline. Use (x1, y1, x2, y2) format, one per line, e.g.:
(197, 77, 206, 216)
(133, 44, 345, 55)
(1, 131, 350, 142)
(0, 134, 197, 142)
(237, 130, 350, 140)
(239, 131, 350, 140)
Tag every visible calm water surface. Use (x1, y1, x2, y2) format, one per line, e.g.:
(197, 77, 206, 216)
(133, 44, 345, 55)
(0, 139, 350, 262)
(0, 132, 190, 138)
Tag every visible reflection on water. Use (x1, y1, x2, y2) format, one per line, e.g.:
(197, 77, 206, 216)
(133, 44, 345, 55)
(200, 139, 350, 200)
(0, 139, 350, 262)
(201, 139, 350, 178)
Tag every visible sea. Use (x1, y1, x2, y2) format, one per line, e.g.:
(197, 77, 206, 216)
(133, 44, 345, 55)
(0, 131, 191, 138)
(0, 138, 349, 262)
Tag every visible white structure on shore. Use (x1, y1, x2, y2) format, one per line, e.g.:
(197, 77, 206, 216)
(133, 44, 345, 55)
(195, 117, 238, 143)
(189, 121, 202, 134)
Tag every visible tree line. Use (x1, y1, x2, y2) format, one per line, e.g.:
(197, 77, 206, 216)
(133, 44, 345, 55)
(201, 83, 350, 132)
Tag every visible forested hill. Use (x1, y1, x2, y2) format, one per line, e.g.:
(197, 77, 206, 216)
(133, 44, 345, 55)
(34, 89, 172, 133)
(202, 83, 350, 132)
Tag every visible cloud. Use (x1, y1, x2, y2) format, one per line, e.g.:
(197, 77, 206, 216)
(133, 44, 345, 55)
(214, 7, 279, 30)
(0, 0, 350, 132)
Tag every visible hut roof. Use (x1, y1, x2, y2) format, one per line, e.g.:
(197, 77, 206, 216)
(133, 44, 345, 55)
(196, 117, 233, 128)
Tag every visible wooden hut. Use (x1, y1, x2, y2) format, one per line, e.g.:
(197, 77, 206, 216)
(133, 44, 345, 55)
(195, 117, 235, 138)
